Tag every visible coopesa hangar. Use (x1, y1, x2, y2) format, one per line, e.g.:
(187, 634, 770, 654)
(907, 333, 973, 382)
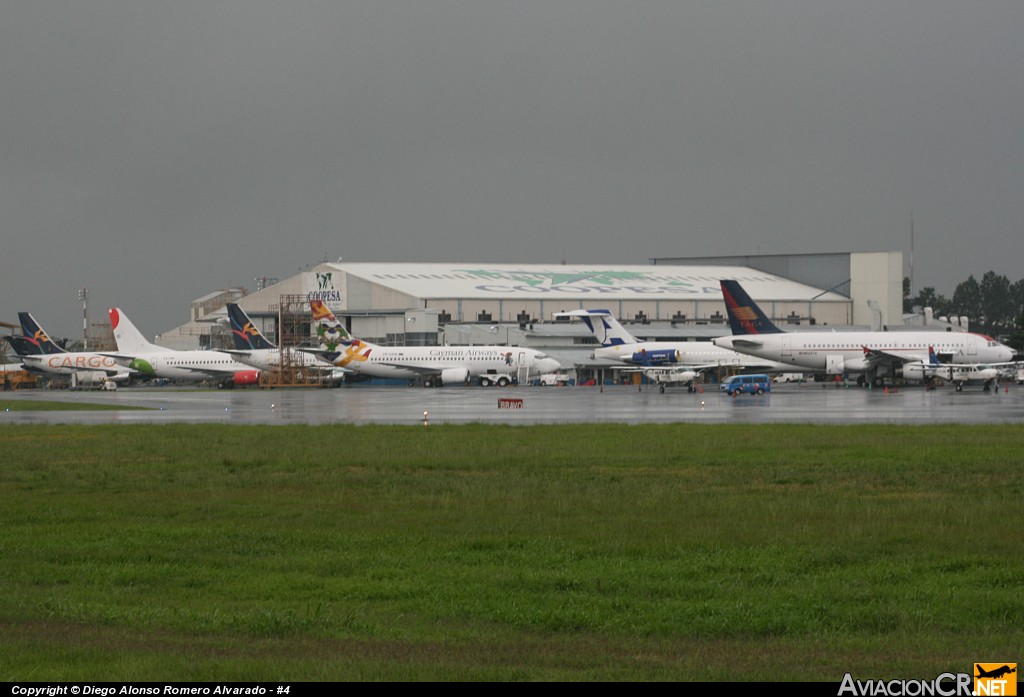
(162, 254, 907, 356)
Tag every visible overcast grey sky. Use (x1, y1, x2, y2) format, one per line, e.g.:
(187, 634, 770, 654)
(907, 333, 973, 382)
(2, 1, 1022, 340)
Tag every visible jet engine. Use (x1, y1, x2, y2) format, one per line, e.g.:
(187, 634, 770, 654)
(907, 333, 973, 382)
(218, 369, 260, 388)
(69, 371, 113, 388)
(440, 367, 470, 385)
(630, 349, 681, 365)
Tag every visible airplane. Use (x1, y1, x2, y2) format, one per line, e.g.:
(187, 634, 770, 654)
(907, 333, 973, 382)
(975, 665, 1016, 680)
(902, 346, 1003, 392)
(630, 366, 701, 393)
(2, 334, 34, 373)
(105, 307, 260, 388)
(305, 300, 561, 386)
(3, 312, 135, 385)
(714, 280, 1015, 387)
(564, 308, 801, 391)
(218, 303, 348, 382)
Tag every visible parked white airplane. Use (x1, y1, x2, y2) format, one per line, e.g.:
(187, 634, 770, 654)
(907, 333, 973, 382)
(106, 307, 260, 388)
(714, 280, 1015, 386)
(903, 346, 1004, 392)
(306, 300, 561, 386)
(218, 303, 347, 382)
(630, 366, 701, 393)
(565, 308, 800, 391)
(4, 311, 135, 385)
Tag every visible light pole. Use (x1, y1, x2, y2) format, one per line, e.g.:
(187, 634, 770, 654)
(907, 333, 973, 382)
(78, 288, 88, 350)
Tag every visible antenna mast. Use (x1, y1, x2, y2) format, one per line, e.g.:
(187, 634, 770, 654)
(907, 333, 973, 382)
(909, 212, 914, 294)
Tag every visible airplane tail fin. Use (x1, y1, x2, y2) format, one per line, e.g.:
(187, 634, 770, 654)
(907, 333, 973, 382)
(18, 312, 67, 354)
(928, 346, 940, 366)
(226, 303, 276, 350)
(309, 300, 360, 351)
(108, 308, 161, 354)
(563, 309, 638, 346)
(4, 334, 44, 357)
(720, 280, 784, 335)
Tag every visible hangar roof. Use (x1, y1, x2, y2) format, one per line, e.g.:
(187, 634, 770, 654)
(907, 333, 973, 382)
(325, 262, 847, 302)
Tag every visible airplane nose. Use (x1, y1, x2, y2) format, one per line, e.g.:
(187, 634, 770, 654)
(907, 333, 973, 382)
(539, 358, 560, 374)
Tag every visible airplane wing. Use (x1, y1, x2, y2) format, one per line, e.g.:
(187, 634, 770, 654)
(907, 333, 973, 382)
(626, 366, 699, 383)
(296, 348, 349, 365)
(372, 362, 442, 376)
(14, 356, 49, 372)
(178, 365, 241, 378)
(99, 352, 137, 366)
(861, 347, 924, 369)
(216, 349, 255, 358)
(686, 363, 728, 373)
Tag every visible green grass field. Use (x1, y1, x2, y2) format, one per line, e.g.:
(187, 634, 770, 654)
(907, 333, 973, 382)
(1, 423, 1021, 681)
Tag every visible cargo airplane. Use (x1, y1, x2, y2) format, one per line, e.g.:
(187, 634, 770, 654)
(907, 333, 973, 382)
(564, 308, 799, 391)
(305, 300, 560, 386)
(219, 303, 348, 382)
(106, 308, 260, 388)
(4, 312, 135, 385)
(713, 280, 1015, 386)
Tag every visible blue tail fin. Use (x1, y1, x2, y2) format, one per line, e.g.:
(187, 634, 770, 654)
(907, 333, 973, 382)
(564, 309, 638, 347)
(720, 280, 784, 335)
(928, 346, 940, 366)
(226, 304, 276, 350)
(4, 334, 45, 357)
(18, 312, 67, 354)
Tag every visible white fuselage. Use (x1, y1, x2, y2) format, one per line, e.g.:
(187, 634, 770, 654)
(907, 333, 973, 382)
(904, 362, 1000, 386)
(595, 340, 797, 373)
(329, 344, 560, 382)
(19, 352, 134, 383)
(644, 367, 698, 385)
(115, 350, 256, 382)
(714, 331, 1014, 375)
(227, 347, 335, 372)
